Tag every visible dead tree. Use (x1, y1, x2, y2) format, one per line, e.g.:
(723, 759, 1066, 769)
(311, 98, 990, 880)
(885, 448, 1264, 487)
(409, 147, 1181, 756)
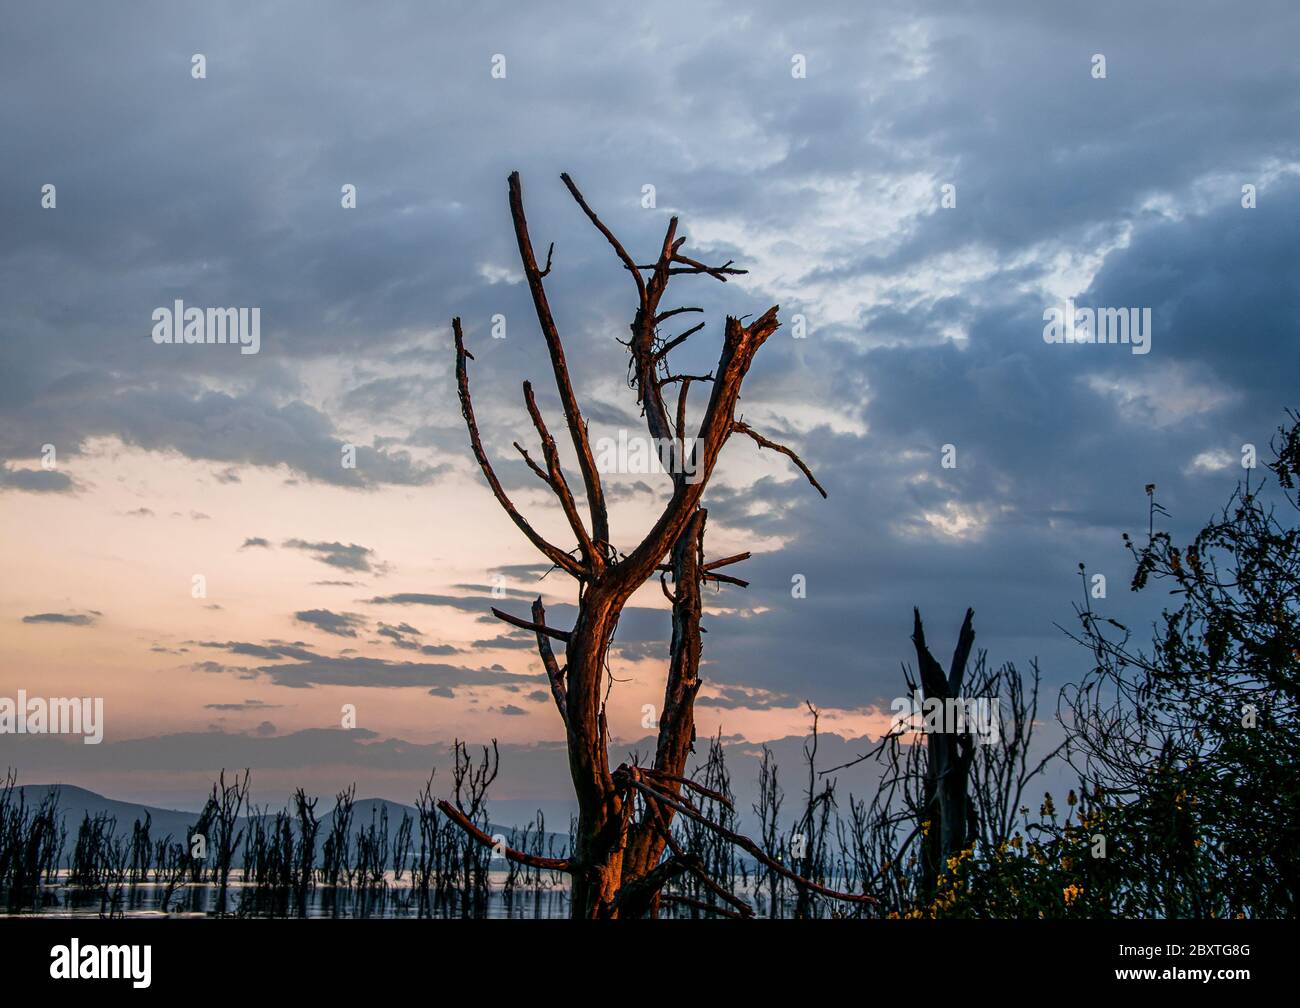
(911, 608, 977, 900)
(443, 171, 868, 918)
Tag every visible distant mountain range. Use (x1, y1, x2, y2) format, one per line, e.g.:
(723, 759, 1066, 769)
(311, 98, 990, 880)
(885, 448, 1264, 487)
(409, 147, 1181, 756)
(13, 784, 570, 866)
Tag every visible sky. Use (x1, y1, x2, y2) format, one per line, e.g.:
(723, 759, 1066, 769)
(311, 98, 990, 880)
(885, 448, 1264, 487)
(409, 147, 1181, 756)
(1, 0, 1297, 815)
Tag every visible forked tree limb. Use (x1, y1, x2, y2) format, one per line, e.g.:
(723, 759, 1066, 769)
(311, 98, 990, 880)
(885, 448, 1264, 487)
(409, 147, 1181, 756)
(640, 768, 734, 810)
(555, 176, 822, 598)
(665, 252, 746, 281)
(674, 377, 692, 455)
(611, 853, 699, 917)
(655, 306, 703, 324)
(732, 420, 828, 498)
(449, 172, 832, 918)
(947, 607, 977, 695)
(654, 563, 750, 589)
(435, 799, 572, 872)
(530, 597, 568, 727)
(655, 321, 706, 361)
(560, 171, 647, 302)
(490, 605, 572, 644)
(521, 380, 599, 565)
(659, 894, 749, 919)
(453, 318, 585, 579)
(641, 792, 755, 917)
(623, 771, 877, 904)
(512, 442, 550, 484)
(508, 172, 610, 551)
(617, 310, 785, 588)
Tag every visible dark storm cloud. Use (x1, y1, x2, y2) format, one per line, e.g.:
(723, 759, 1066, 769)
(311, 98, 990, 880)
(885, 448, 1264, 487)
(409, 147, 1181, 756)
(294, 608, 367, 637)
(472, 634, 536, 650)
(492, 564, 559, 580)
(697, 687, 802, 711)
(0, 375, 442, 488)
(204, 699, 282, 711)
(250, 655, 543, 691)
(367, 592, 475, 609)
(364, 591, 537, 611)
(192, 636, 537, 691)
(193, 640, 317, 661)
(283, 539, 377, 572)
(0, 464, 73, 493)
(21, 611, 98, 626)
(2, 0, 1297, 718)
(377, 621, 422, 638)
(375, 621, 459, 655)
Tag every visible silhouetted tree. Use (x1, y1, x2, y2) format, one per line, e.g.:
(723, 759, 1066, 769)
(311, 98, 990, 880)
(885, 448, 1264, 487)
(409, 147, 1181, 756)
(443, 171, 871, 918)
(1062, 411, 1300, 916)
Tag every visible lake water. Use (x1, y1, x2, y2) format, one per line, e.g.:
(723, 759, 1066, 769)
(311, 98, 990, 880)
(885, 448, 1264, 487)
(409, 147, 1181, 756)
(4, 872, 800, 918)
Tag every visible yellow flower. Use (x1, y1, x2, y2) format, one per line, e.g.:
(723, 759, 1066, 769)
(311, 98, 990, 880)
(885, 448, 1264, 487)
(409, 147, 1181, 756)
(1063, 884, 1083, 905)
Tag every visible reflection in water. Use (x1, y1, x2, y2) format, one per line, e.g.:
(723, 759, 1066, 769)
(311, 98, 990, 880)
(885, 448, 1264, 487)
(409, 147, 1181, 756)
(8, 870, 573, 919)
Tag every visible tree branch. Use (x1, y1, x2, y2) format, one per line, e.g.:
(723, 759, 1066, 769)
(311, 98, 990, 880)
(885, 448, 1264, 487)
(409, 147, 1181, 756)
(491, 605, 572, 644)
(522, 380, 599, 567)
(732, 420, 828, 498)
(436, 799, 571, 872)
(624, 771, 877, 904)
(452, 318, 585, 579)
(531, 597, 568, 727)
(508, 173, 610, 550)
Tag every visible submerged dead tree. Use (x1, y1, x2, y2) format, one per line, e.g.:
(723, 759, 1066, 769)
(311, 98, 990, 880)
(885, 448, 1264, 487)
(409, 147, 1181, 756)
(442, 171, 868, 918)
(912, 608, 977, 900)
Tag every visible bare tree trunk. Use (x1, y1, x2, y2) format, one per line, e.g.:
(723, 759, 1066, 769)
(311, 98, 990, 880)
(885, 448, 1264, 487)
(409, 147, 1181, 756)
(443, 172, 855, 919)
(912, 608, 977, 901)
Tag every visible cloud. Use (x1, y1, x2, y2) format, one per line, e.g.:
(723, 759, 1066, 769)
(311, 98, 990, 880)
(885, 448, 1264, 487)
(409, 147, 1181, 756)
(194, 638, 540, 692)
(294, 609, 367, 637)
(240, 536, 272, 549)
(2, 0, 1297, 739)
(247, 655, 542, 691)
(204, 699, 283, 711)
(283, 539, 377, 573)
(0, 464, 73, 493)
(193, 640, 317, 661)
(21, 611, 98, 626)
(472, 634, 536, 650)
(696, 686, 802, 711)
